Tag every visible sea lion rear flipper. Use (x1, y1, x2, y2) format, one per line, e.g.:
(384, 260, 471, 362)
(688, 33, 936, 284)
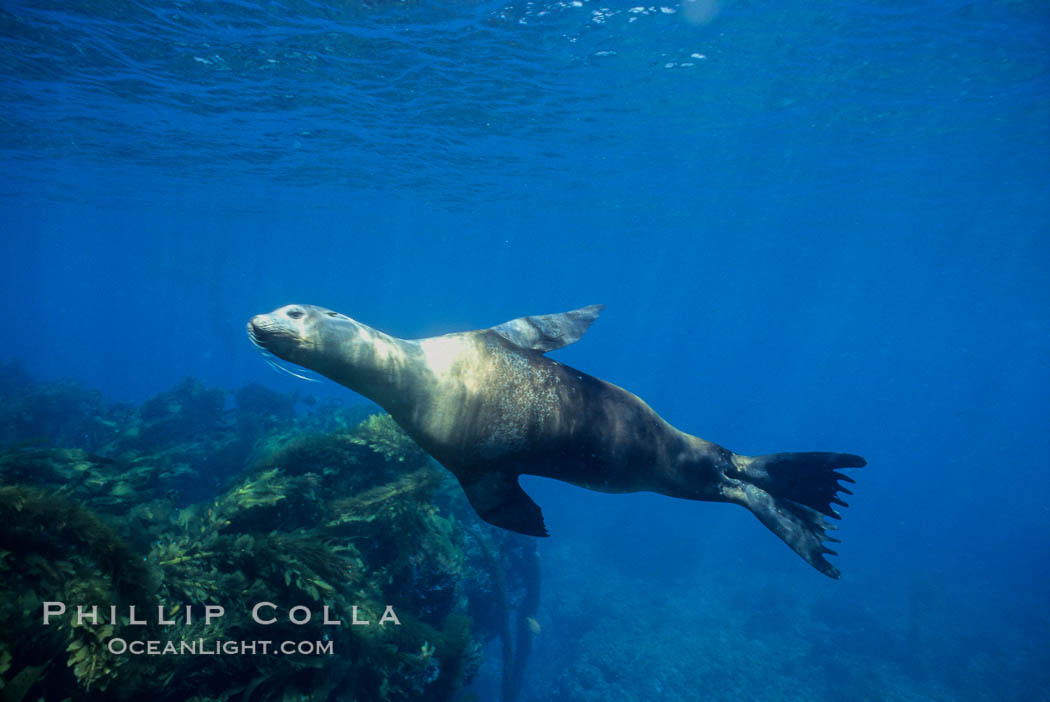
(489, 304, 604, 353)
(726, 452, 865, 579)
(457, 471, 549, 537)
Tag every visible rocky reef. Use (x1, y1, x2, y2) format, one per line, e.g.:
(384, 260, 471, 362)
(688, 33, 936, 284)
(0, 363, 539, 702)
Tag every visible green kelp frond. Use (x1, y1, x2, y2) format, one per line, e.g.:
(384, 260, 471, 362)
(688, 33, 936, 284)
(212, 467, 325, 534)
(268, 533, 365, 606)
(350, 413, 428, 466)
(150, 535, 223, 603)
(253, 433, 363, 478)
(229, 467, 290, 509)
(250, 417, 429, 498)
(66, 620, 118, 691)
(325, 467, 442, 536)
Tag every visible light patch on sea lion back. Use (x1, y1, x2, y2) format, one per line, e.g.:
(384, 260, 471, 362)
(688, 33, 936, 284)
(419, 336, 463, 377)
(413, 335, 488, 442)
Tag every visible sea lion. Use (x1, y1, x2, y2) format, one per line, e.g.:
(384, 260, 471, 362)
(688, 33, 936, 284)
(247, 304, 864, 578)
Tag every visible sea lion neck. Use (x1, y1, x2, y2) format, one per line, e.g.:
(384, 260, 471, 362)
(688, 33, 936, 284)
(313, 317, 421, 415)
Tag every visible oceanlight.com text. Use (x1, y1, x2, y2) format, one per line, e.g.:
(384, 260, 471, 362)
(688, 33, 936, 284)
(107, 638, 334, 656)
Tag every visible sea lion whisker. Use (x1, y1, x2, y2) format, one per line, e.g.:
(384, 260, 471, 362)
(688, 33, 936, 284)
(265, 358, 321, 383)
(246, 329, 278, 360)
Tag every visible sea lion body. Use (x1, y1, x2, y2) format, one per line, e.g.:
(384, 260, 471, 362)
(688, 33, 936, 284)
(248, 304, 864, 578)
(413, 331, 725, 496)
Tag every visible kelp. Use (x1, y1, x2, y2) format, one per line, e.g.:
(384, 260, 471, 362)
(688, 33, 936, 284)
(0, 372, 540, 702)
(0, 486, 159, 697)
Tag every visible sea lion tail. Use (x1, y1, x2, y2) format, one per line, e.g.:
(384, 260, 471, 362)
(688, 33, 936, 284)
(729, 452, 865, 578)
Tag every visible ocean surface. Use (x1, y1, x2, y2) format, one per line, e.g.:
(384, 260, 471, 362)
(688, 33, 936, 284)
(1, 0, 1048, 699)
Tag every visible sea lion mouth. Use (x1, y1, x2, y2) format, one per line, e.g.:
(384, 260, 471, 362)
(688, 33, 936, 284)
(246, 315, 321, 383)
(246, 320, 275, 351)
(247, 317, 285, 347)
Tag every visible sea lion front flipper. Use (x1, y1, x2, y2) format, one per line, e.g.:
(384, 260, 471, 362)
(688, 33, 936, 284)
(489, 304, 604, 353)
(457, 471, 549, 537)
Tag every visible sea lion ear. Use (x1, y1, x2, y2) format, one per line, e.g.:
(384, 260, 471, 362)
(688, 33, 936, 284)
(489, 304, 604, 353)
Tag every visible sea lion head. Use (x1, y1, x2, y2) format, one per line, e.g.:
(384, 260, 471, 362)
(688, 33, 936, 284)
(247, 304, 349, 371)
(247, 305, 407, 398)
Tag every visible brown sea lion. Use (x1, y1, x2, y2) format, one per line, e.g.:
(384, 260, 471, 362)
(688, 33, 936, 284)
(247, 304, 864, 578)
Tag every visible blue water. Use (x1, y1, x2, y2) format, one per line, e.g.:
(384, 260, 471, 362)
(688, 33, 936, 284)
(2, 0, 1048, 699)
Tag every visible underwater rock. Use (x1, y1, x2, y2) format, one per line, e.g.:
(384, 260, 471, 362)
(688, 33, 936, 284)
(235, 383, 297, 422)
(130, 378, 228, 448)
(0, 361, 114, 451)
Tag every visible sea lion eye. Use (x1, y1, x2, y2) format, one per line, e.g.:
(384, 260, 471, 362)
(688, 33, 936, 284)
(327, 312, 340, 318)
(286, 308, 304, 319)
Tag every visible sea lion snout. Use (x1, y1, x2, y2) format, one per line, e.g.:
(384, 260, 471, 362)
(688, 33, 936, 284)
(247, 306, 316, 360)
(247, 314, 267, 335)
(247, 313, 283, 341)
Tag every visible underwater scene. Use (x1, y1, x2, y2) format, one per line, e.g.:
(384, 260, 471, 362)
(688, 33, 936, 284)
(1, 0, 1047, 700)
